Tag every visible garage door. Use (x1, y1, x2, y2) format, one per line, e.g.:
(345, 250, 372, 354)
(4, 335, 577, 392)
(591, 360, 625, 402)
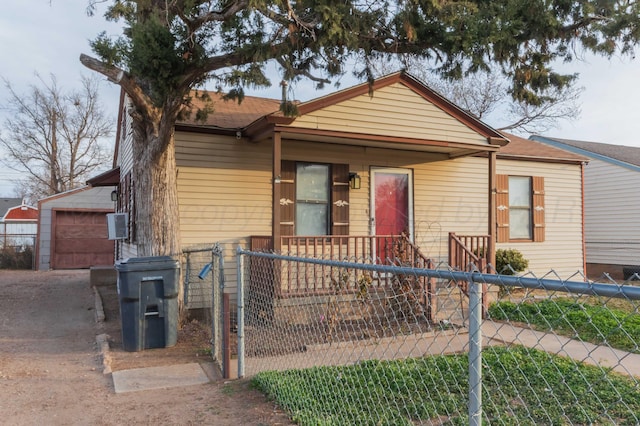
(52, 211, 114, 269)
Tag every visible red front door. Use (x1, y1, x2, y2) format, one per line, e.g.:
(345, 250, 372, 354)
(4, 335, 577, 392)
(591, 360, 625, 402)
(371, 169, 413, 263)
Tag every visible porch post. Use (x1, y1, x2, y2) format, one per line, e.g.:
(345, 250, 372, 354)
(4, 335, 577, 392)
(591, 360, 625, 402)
(488, 151, 497, 269)
(272, 131, 282, 252)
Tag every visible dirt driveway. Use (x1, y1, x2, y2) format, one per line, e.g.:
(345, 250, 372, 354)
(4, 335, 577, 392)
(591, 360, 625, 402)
(0, 270, 291, 425)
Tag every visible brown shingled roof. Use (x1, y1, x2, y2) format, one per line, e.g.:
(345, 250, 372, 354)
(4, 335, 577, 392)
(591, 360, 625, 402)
(177, 92, 280, 129)
(172, 90, 585, 165)
(499, 132, 588, 163)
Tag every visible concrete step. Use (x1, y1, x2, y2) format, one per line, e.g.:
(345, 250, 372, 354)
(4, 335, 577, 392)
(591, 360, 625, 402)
(90, 265, 117, 287)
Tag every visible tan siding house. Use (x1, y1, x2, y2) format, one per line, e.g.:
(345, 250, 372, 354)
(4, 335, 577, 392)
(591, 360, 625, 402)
(495, 158, 585, 278)
(292, 84, 487, 144)
(98, 72, 587, 304)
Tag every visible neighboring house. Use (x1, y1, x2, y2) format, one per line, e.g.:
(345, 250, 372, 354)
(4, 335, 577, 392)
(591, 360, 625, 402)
(36, 186, 115, 270)
(530, 135, 640, 280)
(0, 198, 23, 218)
(96, 72, 587, 298)
(1, 198, 38, 247)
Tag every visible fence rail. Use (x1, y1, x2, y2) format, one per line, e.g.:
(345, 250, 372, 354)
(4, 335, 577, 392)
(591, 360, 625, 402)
(231, 248, 640, 425)
(449, 232, 490, 271)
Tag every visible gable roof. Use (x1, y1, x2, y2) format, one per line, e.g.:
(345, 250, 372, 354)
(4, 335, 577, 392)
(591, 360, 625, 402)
(264, 72, 507, 143)
(172, 72, 510, 158)
(0, 198, 23, 218)
(499, 133, 588, 164)
(113, 75, 589, 166)
(530, 135, 640, 171)
(3, 204, 38, 221)
(176, 72, 507, 144)
(38, 186, 97, 203)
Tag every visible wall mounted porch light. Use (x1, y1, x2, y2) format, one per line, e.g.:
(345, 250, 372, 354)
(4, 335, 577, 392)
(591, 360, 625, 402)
(349, 172, 361, 190)
(111, 190, 118, 202)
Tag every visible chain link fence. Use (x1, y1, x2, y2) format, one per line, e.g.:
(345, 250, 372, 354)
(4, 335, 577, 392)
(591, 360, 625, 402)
(233, 248, 640, 425)
(182, 245, 216, 311)
(183, 244, 234, 377)
(0, 234, 36, 269)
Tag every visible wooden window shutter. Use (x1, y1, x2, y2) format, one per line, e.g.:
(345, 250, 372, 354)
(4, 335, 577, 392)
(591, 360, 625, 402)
(532, 176, 545, 242)
(119, 172, 136, 243)
(280, 160, 296, 235)
(496, 174, 509, 243)
(126, 172, 136, 243)
(331, 164, 350, 235)
(117, 176, 126, 214)
(130, 174, 136, 243)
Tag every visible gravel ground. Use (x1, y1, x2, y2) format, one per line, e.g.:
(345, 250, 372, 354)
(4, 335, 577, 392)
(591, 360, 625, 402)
(0, 269, 292, 425)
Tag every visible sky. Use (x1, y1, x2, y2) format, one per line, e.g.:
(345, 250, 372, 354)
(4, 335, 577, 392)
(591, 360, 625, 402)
(1, 1, 640, 197)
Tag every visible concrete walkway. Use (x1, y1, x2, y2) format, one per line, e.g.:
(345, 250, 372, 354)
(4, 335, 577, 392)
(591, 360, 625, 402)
(245, 327, 470, 376)
(243, 321, 640, 379)
(102, 319, 640, 390)
(111, 363, 211, 394)
(483, 320, 640, 378)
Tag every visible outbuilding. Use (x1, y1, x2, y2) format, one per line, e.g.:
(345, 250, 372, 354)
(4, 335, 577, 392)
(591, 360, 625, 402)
(1, 198, 38, 248)
(36, 186, 115, 270)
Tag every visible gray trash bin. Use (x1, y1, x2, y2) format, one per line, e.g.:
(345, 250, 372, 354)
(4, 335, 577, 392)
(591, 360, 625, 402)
(115, 256, 180, 352)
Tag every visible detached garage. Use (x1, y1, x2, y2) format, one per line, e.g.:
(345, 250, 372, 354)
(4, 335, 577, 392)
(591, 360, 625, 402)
(37, 186, 115, 270)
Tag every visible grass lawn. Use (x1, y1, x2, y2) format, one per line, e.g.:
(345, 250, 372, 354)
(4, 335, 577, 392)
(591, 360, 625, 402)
(252, 346, 640, 425)
(488, 298, 640, 353)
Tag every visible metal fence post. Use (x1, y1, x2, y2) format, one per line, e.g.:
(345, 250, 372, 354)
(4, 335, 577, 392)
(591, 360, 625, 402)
(183, 251, 191, 305)
(211, 245, 220, 372)
(237, 246, 245, 379)
(468, 273, 483, 425)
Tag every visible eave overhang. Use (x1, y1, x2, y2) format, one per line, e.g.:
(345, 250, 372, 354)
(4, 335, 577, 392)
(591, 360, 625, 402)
(87, 167, 121, 186)
(495, 153, 588, 165)
(241, 121, 503, 157)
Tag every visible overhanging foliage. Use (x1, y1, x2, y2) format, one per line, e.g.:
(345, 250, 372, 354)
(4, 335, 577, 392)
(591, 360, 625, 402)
(86, 0, 640, 114)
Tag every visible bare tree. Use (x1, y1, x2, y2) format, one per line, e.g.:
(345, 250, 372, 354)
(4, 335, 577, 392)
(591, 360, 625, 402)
(370, 57, 583, 134)
(498, 84, 583, 134)
(0, 74, 113, 202)
(422, 70, 583, 134)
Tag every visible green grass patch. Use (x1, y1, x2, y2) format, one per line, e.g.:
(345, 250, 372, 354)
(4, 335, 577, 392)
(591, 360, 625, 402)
(252, 346, 640, 425)
(488, 299, 640, 353)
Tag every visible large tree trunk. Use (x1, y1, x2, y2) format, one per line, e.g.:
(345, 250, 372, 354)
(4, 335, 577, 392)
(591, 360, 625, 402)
(78, 54, 186, 318)
(131, 118, 184, 317)
(132, 125, 181, 257)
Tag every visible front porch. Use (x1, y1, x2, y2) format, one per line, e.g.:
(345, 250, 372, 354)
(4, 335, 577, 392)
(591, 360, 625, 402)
(249, 233, 493, 324)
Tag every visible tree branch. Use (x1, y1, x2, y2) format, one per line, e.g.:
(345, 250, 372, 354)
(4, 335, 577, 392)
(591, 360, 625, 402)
(275, 57, 331, 85)
(176, 0, 250, 31)
(79, 54, 160, 123)
(178, 46, 274, 88)
(559, 15, 609, 38)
